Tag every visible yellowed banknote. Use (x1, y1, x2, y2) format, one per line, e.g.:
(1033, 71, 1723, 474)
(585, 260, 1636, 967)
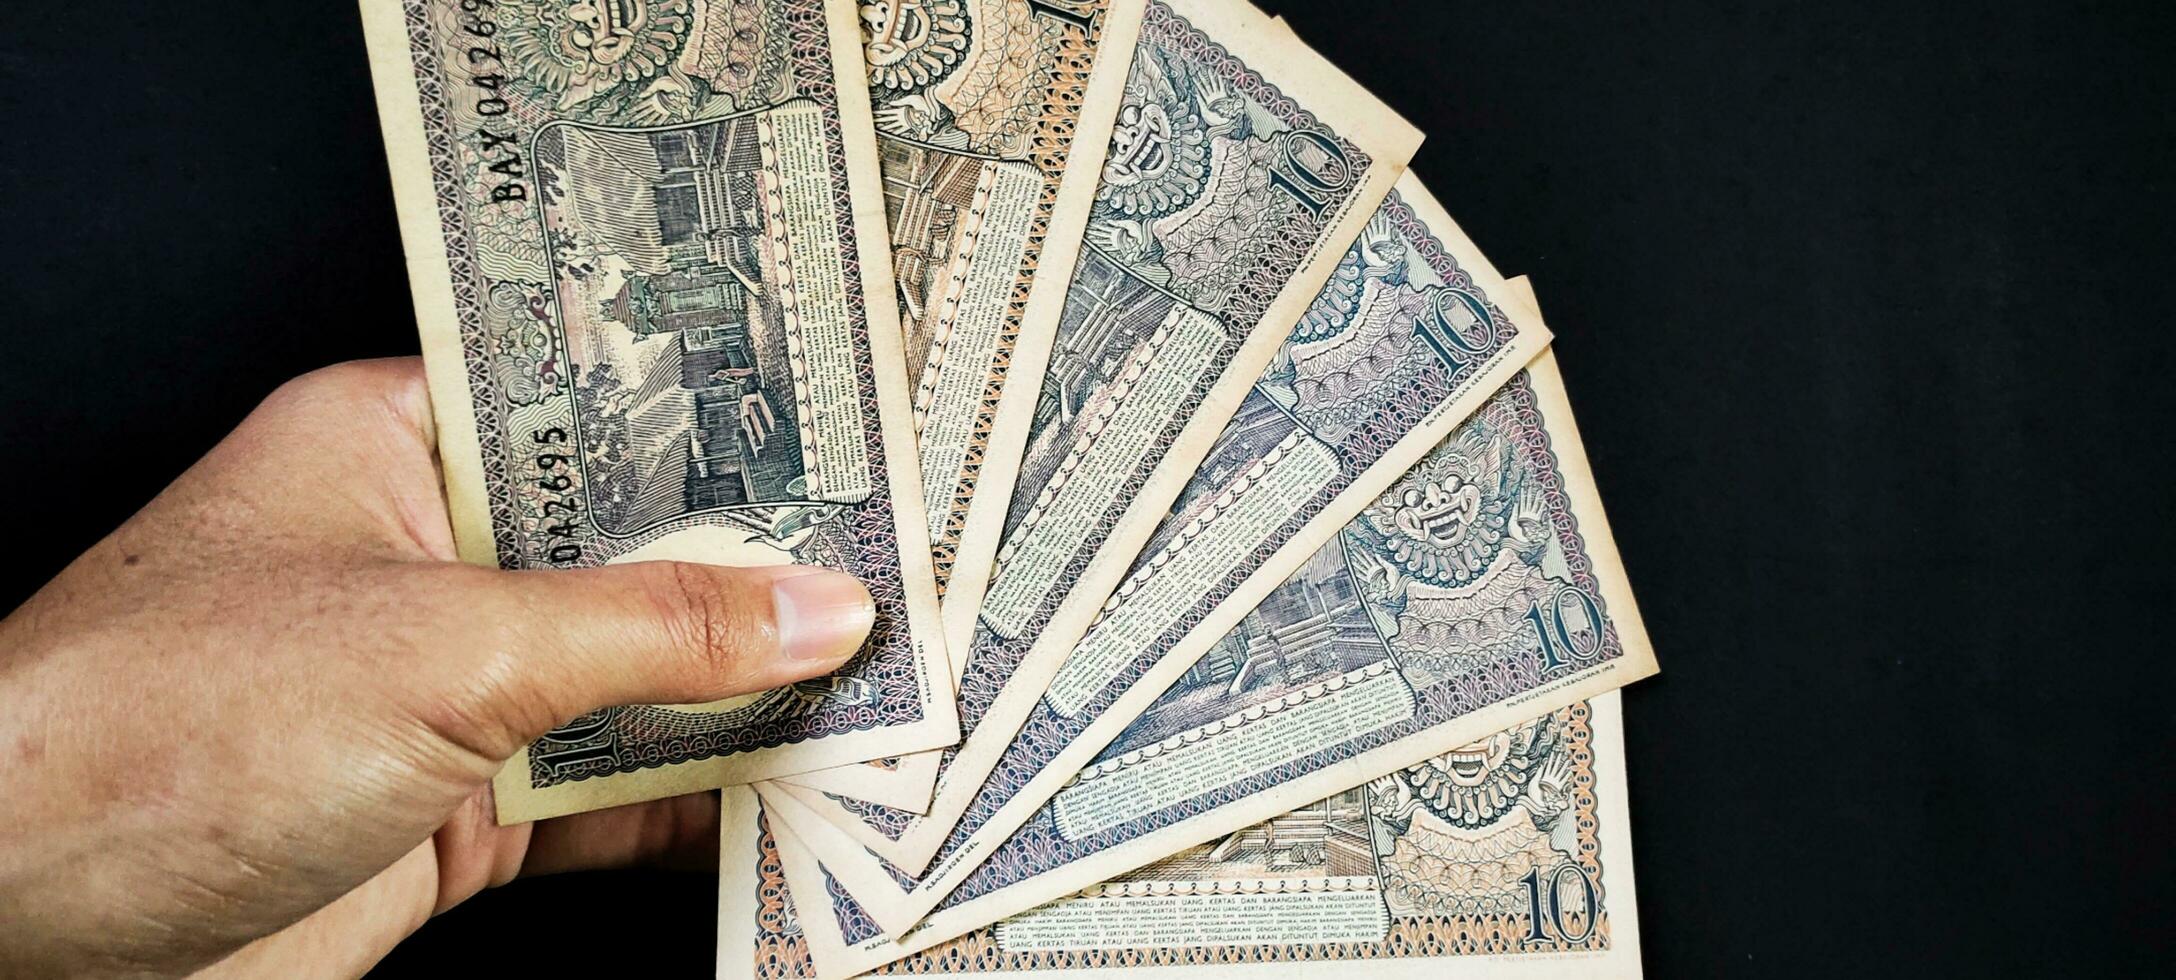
(721, 691, 1640, 979)
(866, 1, 1148, 617)
(757, 165, 1568, 936)
(359, 0, 955, 822)
(775, 755, 939, 814)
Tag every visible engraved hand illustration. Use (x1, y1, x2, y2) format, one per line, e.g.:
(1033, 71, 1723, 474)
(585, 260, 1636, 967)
(628, 70, 700, 124)
(1355, 210, 1407, 277)
(873, 100, 935, 138)
(1193, 71, 1237, 128)
(1527, 746, 1575, 826)
(1085, 218, 1151, 262)
(1369, 771, 1423, 825)
(0, 360, 878, 978)
(1506, 481, 1550, 557)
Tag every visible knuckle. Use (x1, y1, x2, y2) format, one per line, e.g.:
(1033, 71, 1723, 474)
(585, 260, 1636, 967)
(260, 361, 369, 413)
(410, 646, 543, 769)
(401, 565, 560, 762)
(256, 359, 424, 429)
(649, 563, 774, 685)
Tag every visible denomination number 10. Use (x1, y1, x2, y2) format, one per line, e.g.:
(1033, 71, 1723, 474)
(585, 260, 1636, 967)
(1525, 586, 1605, 672)
(1519, 864, 1600, 944)
(1269, 129, 1357, 217)
(1025, 0, 1098, 31)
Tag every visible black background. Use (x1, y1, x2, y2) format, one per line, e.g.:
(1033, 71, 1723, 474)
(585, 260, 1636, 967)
(3, 1, 2172, 976)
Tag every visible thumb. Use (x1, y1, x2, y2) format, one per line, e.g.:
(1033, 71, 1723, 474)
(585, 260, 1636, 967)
(418, 561, 876, 760)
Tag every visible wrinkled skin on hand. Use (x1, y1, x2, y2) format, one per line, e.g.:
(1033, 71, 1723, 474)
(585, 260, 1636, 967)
(0, 359, 874, 978)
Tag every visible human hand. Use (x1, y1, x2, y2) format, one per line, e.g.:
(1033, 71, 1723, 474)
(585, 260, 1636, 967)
(0, 359, 876, 977)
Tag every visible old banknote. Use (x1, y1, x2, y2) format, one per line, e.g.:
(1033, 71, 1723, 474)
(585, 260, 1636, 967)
(760, 347, 1657, 976)
(774, 0, 1148, 807)
(721, 693, 1638, 978)
(774, 168, 1554, 934)
(359, 0, 955, 823)
(867, 0, 1146, 613)
(757, 0, 1422, 874)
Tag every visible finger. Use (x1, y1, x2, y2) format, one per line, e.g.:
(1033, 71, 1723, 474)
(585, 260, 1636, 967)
(411, 561, 876, 760)
(506, 561, 876, 708)
(517, 791, 721, 878)
(238, 358, 437, 455)
(424, 788, 714, 915)
(149, 358, 454, 563)
(190, 790, 721, 978)
(190, 843, 438, 980)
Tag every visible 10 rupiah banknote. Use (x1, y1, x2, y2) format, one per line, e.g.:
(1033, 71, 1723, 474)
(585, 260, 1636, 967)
(358, 0, 955, 823)
(865, 0, 1146, 613)
(774, 0, 1149, 810)
(721, 693, 1639, 978)
(763, 344, 1656, 976)
(889, 284, 1641, 980)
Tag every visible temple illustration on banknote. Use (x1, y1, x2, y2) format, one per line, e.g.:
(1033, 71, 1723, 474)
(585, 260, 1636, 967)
(366, 0, 966, 825)
(880, 140, 1028, 383)
(1112, 536, 1380, 752)
(539, 115, 865, 542)
(1069, 788, 1375, 894)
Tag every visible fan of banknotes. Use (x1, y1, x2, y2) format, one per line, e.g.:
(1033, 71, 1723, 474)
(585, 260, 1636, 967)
(361, 1, 1659, 976)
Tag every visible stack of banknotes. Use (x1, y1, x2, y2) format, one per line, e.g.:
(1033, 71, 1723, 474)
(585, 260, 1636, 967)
(361, 1, 1660, 976)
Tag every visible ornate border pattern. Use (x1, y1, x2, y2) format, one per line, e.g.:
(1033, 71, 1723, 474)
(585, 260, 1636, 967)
(916, 4, 1112, 591)
(935, 0, 1381, 813)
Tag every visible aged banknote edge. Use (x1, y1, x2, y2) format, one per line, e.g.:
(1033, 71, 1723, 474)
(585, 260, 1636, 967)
(969, 695, 1644, 980)
(778, 349, 1658, 976)
(764, 774, 943, 933)
(773, 0, 1423, 874)
(721, 694, 1640, 979)
(772, 804, 863, 974)
(359, 0, 956, 824)
(776, 755, 939, 814)
(717, 784, 773, 980)
(757, 782, 923, 918)
(357, 0, 494, 568)
(780, 173, 1557, 935)
(934, 0, 1151, 665)
(768, 779, 927, 859)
